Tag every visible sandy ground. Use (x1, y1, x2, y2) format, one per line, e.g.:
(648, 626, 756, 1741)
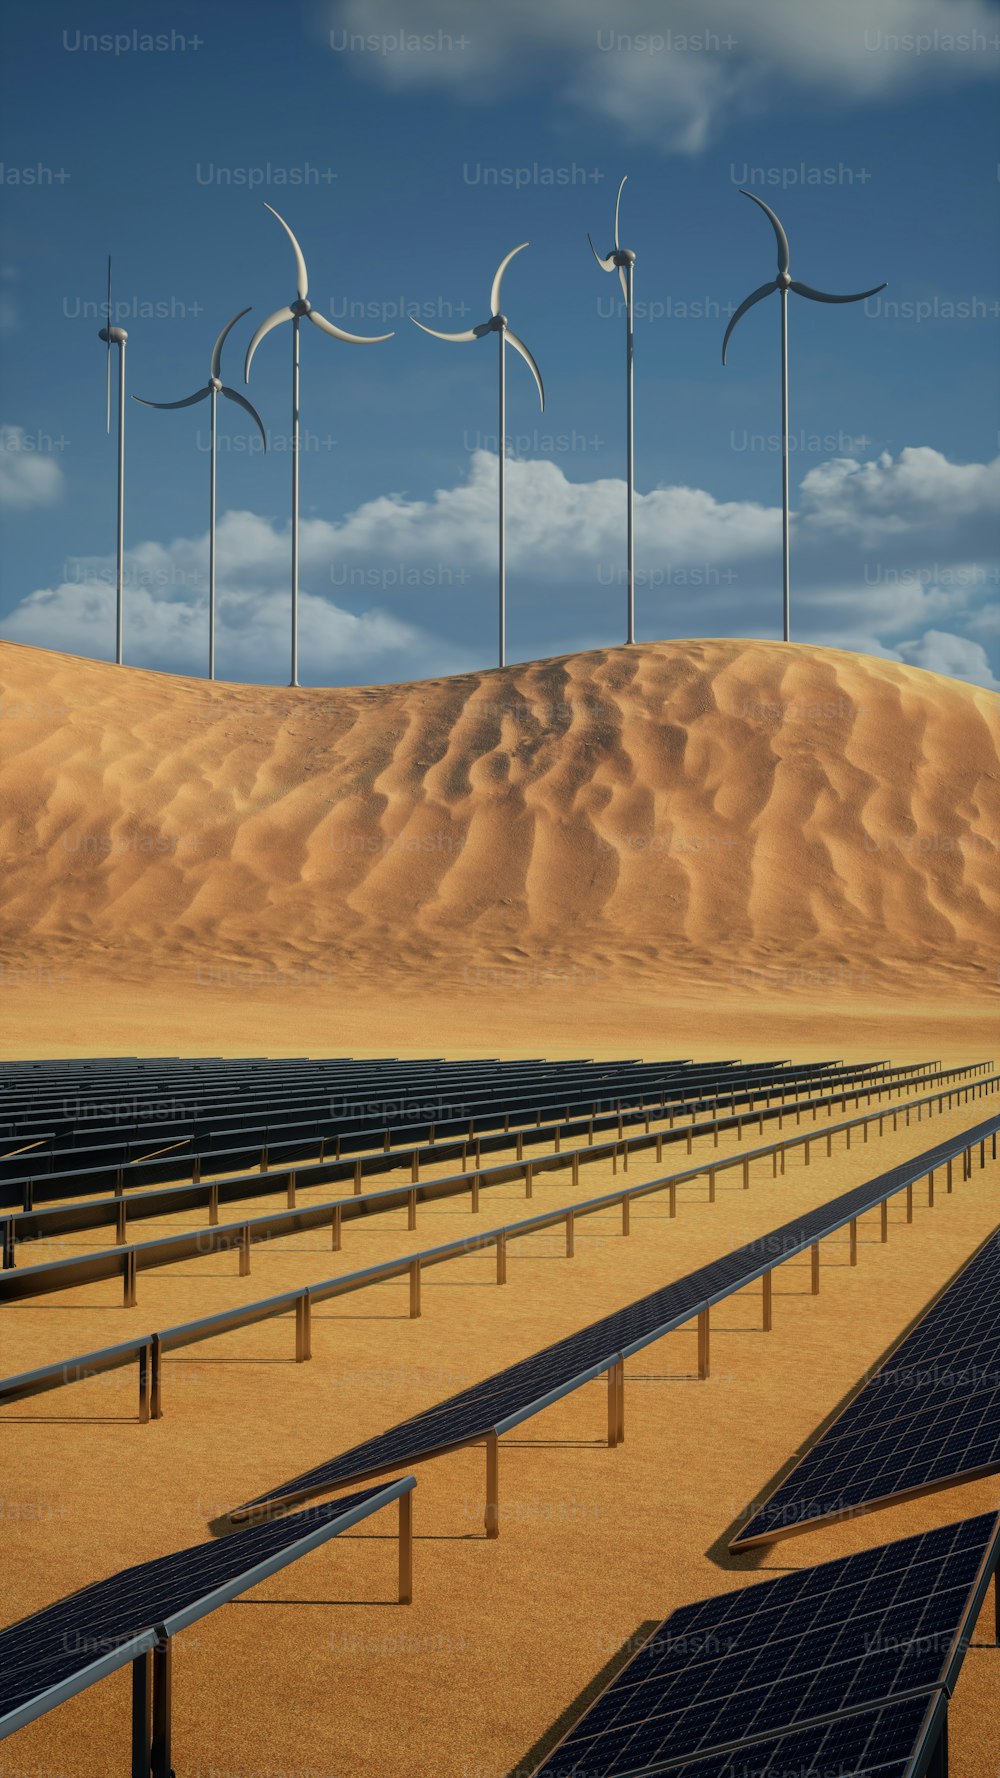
(1, 636, 998, 1009)
(1, 1087, 998, 1777)
(1, 637, 998, 1775)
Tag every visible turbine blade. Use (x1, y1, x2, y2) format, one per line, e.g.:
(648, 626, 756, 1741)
(504, 326, 545, 412)
(244, 306, 297, 381)
(587, 233, 616, 273)
(722, 280, 778, 365)
(490, 242, 529, 317)
(263, 203, 309, 301)
(740, 190, 790, 277)
(221, 385, 268, 449)
(619, 263, 629, 304)
(211, 307, 252, 380)
(614, 174, 627, 251)
(409, 316, 483, 343)
(132, 389, 209, 410)
(307, 310, 394, 345)
(790, 278, 887, 304)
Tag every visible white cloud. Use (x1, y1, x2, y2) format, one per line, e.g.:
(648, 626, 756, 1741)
(798, 447, 1000, 545)
(3, 539, 477, 685)
(329, 450, 778, 570)
(0, 424, 65, 509)
(326, 0, 1000, 152)
(896, 628, 1000, 688)
(3, 445, 997, 688)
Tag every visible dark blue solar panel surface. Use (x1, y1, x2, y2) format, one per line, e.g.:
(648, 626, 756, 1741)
(538, 1696, 938, 1778)
(532, 1516, 995, 1776)
(736, 1229, 1000, 1544)
(0, 1482, 395, 1732)
(244, 1114, 1000, 1509)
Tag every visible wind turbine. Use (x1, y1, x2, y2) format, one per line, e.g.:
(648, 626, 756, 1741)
(98, 257, 128, 664)
(589, 176, 637, 645)
(134, 310, 266, 681)
(244, 203, 393, 688)
(410, 243, 544, 670)
(722, 190, 886, 643)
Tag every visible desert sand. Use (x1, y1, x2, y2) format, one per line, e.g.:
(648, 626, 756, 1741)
(0, 635, 998, 1056)
(1, 635, 999, 1776)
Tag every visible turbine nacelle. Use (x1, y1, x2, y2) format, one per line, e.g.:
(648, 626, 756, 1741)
(99, 326, 128, 345)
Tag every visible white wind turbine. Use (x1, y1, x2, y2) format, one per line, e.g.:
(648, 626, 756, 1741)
(589, 176, 637, 645)
(410, 243, 544, 670)
(134, 309, 266, 681)
(723, 190, 886, 643)
(98, 257, 128, 664)
(244, 204, 394, 687)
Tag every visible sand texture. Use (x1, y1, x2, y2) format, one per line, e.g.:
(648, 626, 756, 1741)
(1, 636, 998, 1006)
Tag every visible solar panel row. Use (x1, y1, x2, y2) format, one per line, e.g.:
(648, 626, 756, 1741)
(0, 1477, 415, 1749)
(3, 1054, 897, 1207)
(234, 1109, 1000, 1519)
(0, 1055, 833, 1207)
(7, 1054, 941, 1255)
(8, 1060, 981, 1309)
(734, 1227, 1000, 1546)
(532, 1514, 999, 1776)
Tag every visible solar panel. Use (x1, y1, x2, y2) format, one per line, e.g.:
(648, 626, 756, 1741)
(734, 1229, 1000, 1546)
(541, 1695, 943, 1778)
(234, 1112, 1000, 1515)
(532, 1514, 998, 1776)
(0, 1477, 413, 1740)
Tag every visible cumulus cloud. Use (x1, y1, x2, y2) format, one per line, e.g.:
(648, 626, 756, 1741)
(896, 628, 1000, 689)
(3, 445, 997, 688)
(798, 447, 1000, 547)
(324, 0, 1000, 152)
(0, 424, 65, 509)
(328, 451, 778, 572)
(3, 542, 477, 686)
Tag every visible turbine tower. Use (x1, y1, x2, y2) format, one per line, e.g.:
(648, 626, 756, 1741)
(589, 176, 637, 645)
(245, 204, 393, 687)
(411, 243, 544, 670)
(722, 191, 886, 643)
(134, 309, 266, 681)
(98, 257, 128, 665)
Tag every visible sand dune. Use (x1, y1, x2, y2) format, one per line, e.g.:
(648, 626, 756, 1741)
(0, 636, 998, 998)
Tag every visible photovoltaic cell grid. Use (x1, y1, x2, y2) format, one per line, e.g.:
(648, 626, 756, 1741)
(532, 1514, 998, 1777)
(0, 1480, 408, 1739)
(242, 1112, 1000, 1512)
(604, 1697, 942, 1778)
(735, 1228, 1000, 1546)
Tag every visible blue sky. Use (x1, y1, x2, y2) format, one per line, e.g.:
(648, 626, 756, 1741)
(1, 0, 998, 688)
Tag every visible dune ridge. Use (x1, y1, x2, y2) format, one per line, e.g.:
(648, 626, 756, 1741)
(0, 636, 998, 996)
